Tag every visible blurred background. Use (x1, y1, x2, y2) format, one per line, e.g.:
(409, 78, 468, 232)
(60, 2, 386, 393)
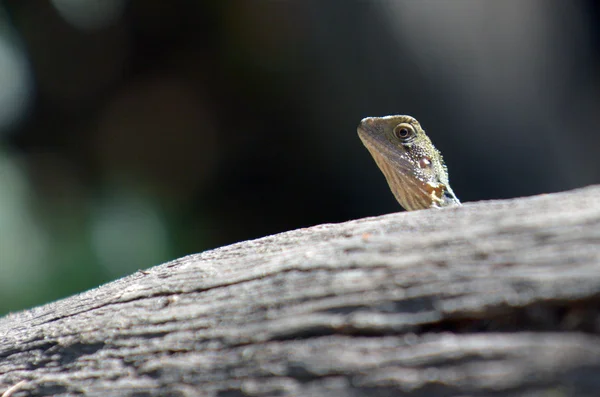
(0, 0, 598, 315)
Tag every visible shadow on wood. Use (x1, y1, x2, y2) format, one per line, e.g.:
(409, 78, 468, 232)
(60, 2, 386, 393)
(1, 185, 600, 396)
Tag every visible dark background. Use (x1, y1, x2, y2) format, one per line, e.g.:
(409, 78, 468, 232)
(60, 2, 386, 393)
(0, 0, 598, 315)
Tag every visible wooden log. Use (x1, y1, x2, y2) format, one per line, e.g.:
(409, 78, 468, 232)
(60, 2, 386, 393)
(1, 185, 600, 397)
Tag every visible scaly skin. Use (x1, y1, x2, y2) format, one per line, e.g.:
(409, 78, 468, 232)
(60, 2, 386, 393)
(357, 115, 460, 211)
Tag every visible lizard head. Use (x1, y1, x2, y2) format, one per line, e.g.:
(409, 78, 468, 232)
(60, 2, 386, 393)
(357, 115, 460, 211)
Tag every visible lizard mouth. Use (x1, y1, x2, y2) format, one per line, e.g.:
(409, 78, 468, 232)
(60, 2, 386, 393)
(359, 136, 432, 210)
(357, 118, 379, 141)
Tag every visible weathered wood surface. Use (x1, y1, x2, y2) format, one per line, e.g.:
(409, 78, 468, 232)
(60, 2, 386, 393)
(1, 185, 600, 397)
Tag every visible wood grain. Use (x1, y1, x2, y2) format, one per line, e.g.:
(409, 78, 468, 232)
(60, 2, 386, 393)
(1, 185, 600, 396)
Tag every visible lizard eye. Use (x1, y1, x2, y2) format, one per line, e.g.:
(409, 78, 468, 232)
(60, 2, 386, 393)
(393, 124, 414, 140)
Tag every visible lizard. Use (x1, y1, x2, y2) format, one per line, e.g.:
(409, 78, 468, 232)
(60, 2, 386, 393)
(357, 115, 461, 211)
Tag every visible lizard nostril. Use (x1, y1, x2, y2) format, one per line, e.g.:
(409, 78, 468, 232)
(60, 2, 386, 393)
(360, 117, 375, 126)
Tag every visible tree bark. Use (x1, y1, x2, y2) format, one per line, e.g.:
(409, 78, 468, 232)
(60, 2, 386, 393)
(1, 185, 600, 397)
